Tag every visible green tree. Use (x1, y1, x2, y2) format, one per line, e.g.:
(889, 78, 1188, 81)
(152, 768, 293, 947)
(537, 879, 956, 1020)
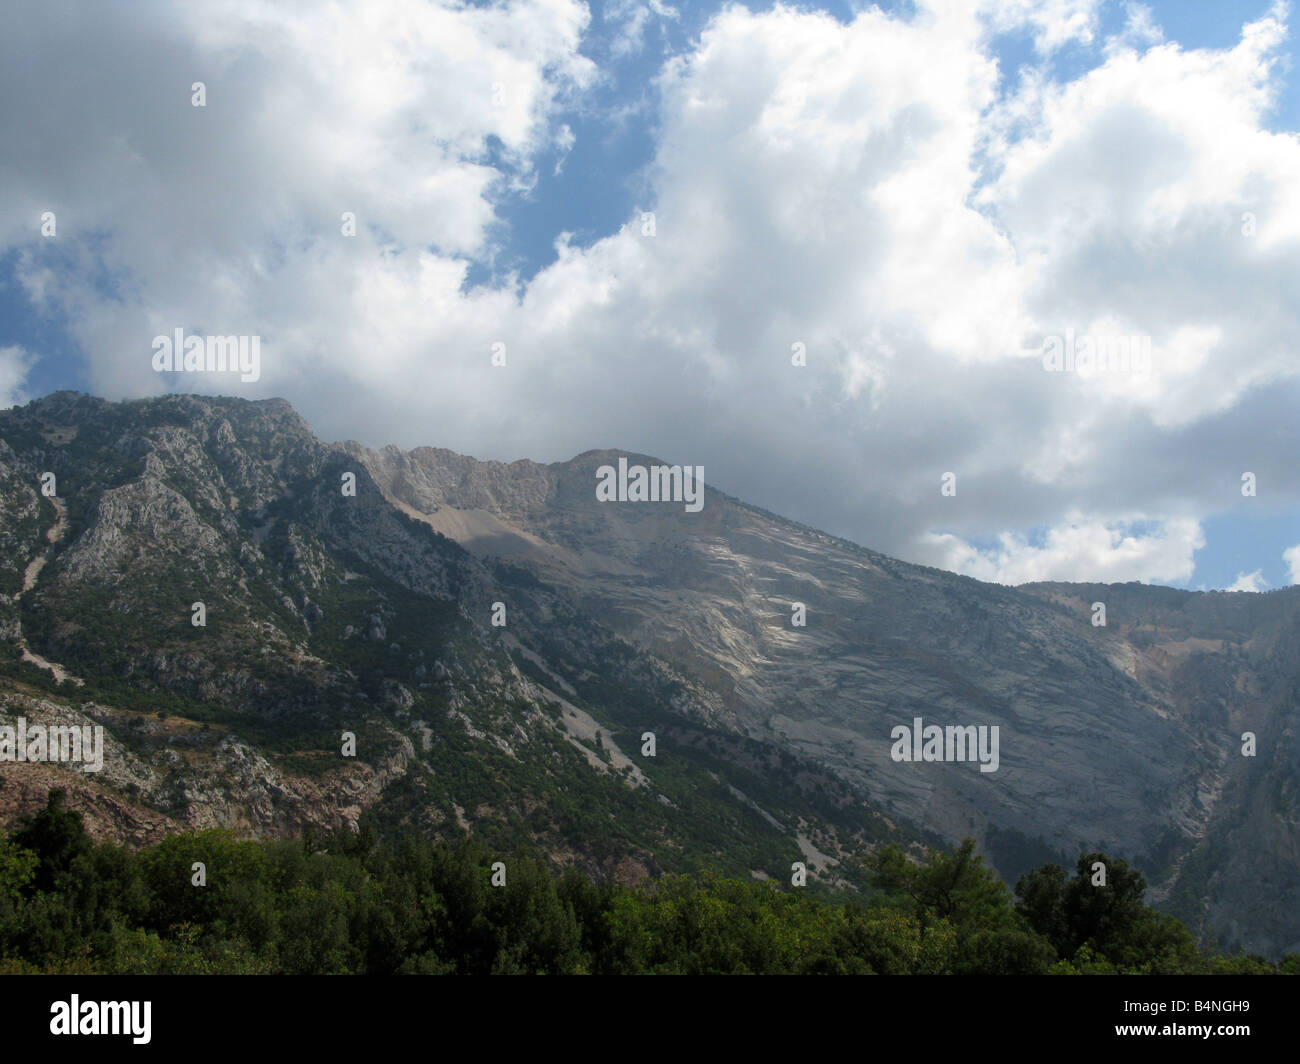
(13, 789, 92, 894)
(1015, 862, 1069, 956)
(0, 837, 37, 907)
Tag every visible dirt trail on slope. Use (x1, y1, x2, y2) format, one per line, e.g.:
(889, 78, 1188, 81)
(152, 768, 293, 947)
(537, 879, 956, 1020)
(13, 496, 82, 686)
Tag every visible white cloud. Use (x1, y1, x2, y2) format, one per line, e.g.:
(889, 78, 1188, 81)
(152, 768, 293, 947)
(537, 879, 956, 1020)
(981, 0, 1103, 55)
(605, 0, 679, 59)
(1226, 568, 1269, 592)
(923, 514, 1205, 585)
(1102, 2, 1165, 58)
(1284, 544, 1300, 583)
(0, 346, 31, 409)
(2, 1, 1299, 585)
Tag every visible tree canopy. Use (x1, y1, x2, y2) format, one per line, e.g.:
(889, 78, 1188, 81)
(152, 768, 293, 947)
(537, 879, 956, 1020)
(0, 790, 1288, 975)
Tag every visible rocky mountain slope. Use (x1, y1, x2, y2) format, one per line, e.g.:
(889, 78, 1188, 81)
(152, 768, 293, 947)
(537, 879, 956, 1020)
(0, 392, 910, 895)
(1, 391, 1295, 955)
(346, 439, 1300, 956)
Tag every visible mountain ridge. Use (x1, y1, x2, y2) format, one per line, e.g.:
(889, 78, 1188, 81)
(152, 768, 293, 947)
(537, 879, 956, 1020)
(1, 390, 1296, 955)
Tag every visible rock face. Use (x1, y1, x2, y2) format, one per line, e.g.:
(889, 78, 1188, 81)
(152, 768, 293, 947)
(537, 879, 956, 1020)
(348, 441, 1300, 957)
(0, 392, 912, 897)
(0, 391, 1295, 956)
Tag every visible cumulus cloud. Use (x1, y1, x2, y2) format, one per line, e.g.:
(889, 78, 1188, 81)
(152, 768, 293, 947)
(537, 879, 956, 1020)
(1108, 2, 1165, 52)
(1284, 544, 1300, 584)
(0, 0, 596, 398)
(983, 0, 1103, 55)
(0, 346, 31, 409)
(605, 0, 679, 59)
(1226, 568, 1269, 592)
(924, 514, 1205, 585)
(2, 0, 1299, 586)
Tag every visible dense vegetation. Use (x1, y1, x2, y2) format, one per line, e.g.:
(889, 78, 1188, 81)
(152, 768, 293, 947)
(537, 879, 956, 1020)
(2, 790, 1293, 975)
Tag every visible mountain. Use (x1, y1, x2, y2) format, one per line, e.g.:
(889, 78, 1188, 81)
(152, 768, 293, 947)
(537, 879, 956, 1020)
(0, 391, 911, 892)
(1, 391, 1296, 955)
(343, 438, 1300, 955)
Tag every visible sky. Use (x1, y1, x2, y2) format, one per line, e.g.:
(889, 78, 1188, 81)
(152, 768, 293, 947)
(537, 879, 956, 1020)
(1, 0, 1298, 592)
